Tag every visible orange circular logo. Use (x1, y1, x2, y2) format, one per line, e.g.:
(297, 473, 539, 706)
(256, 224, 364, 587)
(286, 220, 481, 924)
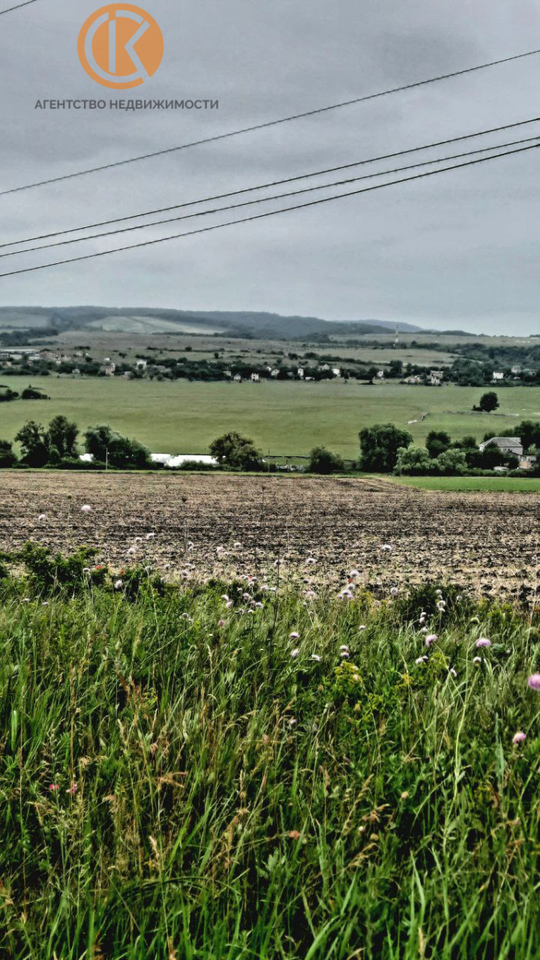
(78, 4, 164, 89)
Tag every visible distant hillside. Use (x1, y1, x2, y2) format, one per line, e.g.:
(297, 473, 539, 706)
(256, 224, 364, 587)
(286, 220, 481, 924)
(0, 306, 427, 340)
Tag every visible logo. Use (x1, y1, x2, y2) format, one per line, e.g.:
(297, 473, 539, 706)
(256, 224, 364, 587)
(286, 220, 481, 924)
(78, 4, 164, 89)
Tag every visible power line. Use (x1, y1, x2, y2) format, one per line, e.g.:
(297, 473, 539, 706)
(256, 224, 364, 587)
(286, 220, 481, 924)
(0, 0, 38, 14)
(3, 135, 539, 259)
(0, 140, 537, 279)
(3, 115, 540, 250)
(2, 46, 540, 197)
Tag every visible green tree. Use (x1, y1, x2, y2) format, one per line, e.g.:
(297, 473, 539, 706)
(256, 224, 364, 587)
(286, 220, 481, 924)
(394, 446, 433, 476)
(46, 416, 79, 459)
(478, 391, 499, 413)
(359, 424, 413, 473)
(84, 425, 151, 469)
(435, 449, 468, 475)
(0, 440, 17, 468)
(308, 446, 345, 475)
(209, 432, 263, 471)
(425, 430, 451, 459)
(15, 421, 49, 467)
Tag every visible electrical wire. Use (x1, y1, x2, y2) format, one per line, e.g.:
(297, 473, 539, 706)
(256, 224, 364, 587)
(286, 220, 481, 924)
(0, 139, 537, 279)
(2, 115, 540, 250)
(2, 45, 540, 196)
(2, 134, 539, 259)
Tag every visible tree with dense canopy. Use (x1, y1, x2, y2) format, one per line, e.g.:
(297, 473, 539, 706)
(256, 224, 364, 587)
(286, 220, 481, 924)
(359, 424, 413, 473)
(209, 432, 262, 471)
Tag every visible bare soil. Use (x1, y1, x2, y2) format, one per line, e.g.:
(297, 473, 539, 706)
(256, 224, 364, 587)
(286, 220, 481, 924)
(0, 472, 538, 599)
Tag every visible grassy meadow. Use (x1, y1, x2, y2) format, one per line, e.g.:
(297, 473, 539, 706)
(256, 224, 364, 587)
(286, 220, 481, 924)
(2, 377, 540, 458)
(2, 553, 540, 958)
(388, 475, 540, 492)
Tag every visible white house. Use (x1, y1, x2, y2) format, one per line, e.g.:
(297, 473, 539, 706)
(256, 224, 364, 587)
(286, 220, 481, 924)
(479, 436, 524, 457)
(251, 373, 260, 382)
(492, 371, 505, 381)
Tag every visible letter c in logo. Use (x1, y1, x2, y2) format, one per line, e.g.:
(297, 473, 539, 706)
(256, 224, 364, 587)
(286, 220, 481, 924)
(78, 4, 164, 88)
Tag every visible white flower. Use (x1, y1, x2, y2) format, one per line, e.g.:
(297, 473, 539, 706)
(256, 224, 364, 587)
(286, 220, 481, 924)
(390, 587, 399, 596)
(289, 632, 300, 640)
(37, 513, 46, 521)
(146, 533, 155, 540)
(290, 648, 300, 658)
(114, 579, 123, 590)
(81, 504, 91, 513)
(381, 544, 393, 552)
(415, 656, 428, 664)
(311, 654, 321, 661)
(359, 625, 366, 631)
(425, 634, 438, 647)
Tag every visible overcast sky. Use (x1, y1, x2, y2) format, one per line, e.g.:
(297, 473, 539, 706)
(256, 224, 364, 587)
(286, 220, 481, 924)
(0, 0, 539, 333)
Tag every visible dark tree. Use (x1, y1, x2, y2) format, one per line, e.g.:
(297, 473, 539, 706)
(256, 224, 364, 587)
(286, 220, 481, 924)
(425, 430, 451, 459)
(15, 421, 49, 467)
(0, 440, 17, 468)
(359, 424, 413, 473)
(478, 392, 499, 413)
(46, 416, 79, 459)
(209, 432, 262, 471)
(84, 425, 151, 469)
(308, 446, 345, 475)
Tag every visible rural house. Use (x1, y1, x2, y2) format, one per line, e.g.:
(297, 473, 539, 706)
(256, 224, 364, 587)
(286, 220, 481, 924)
(479, 436, 524, 457)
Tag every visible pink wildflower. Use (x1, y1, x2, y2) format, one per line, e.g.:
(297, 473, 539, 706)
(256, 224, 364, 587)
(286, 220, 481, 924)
(528, 674, 540, 691)
(513, 731, 526, 744)
(475, 638, 491, 648)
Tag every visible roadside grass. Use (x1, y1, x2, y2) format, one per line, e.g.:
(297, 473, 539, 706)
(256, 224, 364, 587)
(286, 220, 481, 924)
(386, 475, 540, 493)
(2, 562, 540, 958)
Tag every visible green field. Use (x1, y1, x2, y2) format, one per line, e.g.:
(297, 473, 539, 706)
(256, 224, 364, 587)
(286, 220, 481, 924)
(388, 475, 540, 492)
(2, 378, 540, 458)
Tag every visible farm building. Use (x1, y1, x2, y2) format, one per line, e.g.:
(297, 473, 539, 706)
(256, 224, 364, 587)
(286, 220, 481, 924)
(492, 371, 505, 381)
(479, 436, 524, 457)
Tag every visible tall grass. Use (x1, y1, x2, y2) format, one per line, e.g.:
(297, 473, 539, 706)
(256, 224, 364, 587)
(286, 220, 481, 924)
(1, 569, 540, 959)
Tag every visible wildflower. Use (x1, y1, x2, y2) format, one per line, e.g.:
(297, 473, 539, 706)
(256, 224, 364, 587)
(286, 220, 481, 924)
(37, 513, 46, 521)
(114, 579, 123, 590)
(340, 644, 350, 652)
(390, 587, 399, 596)
(67, 781, 78, 795)
(437, 600, 446, 611)
(287, 830, 301, 840)
(290, 649, 300, 659)
(475, 638, 491, 648)
(359, 624, 366, 631)
(289, 632, 300, 640)
(289, 718, 297, 727)
(339, 650, 350, 659)
(513, 731, 527, 744)
(415, 656, 428, 664)
(311, 654, 321, 662)
(449, 668, 457, 678)
(473, 656, 483, 664)
(226, 600, 233, 609)
(528, 674, 540, 691)
(48, 783, 60, 792)
(425, 634, 438, 647)
(221, 594, 229, 602)
(234, 542, 242, 549)
(218, 619, 226, 627)
(146, 532, 155, 540)
(381, 544, 393, 552)
(306, 557, 317, 565)
(81, 504, 92, 513)
(349, 569, 360, 577)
